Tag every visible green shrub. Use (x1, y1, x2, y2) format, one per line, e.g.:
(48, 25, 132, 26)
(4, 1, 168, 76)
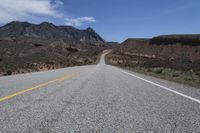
(184, 76, 193, 81)
(152, 68, 163, 74)
(172, 72, 180, 77)
(176, 43, 183, 46)
(195, 72, 200, 76)
(146, 68, 151, 72)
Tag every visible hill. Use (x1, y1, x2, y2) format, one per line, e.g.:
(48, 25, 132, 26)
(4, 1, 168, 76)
(150, 34, 200, 46)
(0, 21, 107, 76)
(0, 21, 105, 44)
(106, 37, 200, 87)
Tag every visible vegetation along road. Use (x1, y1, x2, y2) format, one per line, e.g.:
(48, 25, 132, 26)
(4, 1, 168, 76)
(0, 52, 200, 132)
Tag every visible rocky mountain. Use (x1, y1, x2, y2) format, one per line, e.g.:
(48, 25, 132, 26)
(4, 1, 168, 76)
(0, 21, 107, 76)
(0, 21, 105, 43)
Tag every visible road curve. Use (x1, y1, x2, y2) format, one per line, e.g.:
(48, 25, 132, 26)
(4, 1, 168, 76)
(0, 52, 200, 132)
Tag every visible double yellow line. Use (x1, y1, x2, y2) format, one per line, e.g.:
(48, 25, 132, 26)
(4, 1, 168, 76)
(0, 73, 75, 103)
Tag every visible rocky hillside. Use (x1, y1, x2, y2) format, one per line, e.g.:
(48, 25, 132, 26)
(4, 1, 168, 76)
(0, 21, 105, 44)
(0, 21, 107, 76)
(107, 37, 200, 71)
(150, 35, 200, 46)
(106, 37, 200, 87)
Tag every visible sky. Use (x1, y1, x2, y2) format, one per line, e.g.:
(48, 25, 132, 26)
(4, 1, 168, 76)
(0, 0, 199, 42)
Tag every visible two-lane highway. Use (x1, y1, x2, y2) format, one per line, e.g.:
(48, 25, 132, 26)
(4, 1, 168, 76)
(0, 52, 200, 132)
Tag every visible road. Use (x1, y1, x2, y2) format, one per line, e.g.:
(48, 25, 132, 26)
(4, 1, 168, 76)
(0, 52, 200, 132)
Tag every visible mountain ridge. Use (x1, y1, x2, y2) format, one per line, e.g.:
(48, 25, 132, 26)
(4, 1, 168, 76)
(0, 21, 105, 43)
(0, 21, 107, 76)
(150, 34, 200, 46)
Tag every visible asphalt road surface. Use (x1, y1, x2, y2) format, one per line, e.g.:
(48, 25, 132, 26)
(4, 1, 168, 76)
(0, 52, 200, 132)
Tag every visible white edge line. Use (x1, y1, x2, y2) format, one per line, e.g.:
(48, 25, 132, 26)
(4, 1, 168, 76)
(114, 67, 200, 104)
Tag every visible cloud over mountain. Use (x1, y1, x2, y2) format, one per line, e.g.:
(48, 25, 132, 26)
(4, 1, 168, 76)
(65, 17, 96, 26)
(0, 0, 96, 26)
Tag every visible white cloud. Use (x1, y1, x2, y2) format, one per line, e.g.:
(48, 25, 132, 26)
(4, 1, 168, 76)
(0, 0, 63, 23)
(65, 17, 96, 26)
(0, 0, 96, 26)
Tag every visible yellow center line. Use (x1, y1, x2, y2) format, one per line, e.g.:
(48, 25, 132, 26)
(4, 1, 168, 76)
(0, 73, 75, 103)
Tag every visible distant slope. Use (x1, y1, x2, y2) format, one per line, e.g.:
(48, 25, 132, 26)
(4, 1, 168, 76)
(0, 21, 105, 43)
(150, 34, 200, 46)
(108, 37, 200, 71)
(106, 36, 200, 87)
(0, 21, 106, 76)
(122, 38, 150, 45)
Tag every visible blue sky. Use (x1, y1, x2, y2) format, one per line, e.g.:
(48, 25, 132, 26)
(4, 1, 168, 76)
(0, 0, 199, 42)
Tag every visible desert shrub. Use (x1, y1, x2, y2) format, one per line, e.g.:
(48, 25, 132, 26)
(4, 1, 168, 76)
(152, 67, 163, 74)
(185, 70, 194, 76)
(183, 70, 195, 81)
(195, 71, 200, 76)
(176, 43, 183, 46)
(172, 72, 180, 77)
(146, 68, 151, 72)
(66, 47, 78, 53)
(33, 43, 43, 47)
(184, 76, 193, 81)
(6, 70, 12, 75)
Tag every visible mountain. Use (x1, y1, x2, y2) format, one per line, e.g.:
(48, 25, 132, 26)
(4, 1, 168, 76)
(0, 21, 107, 76)
(0, 21, 105, 43)
(150, 34, 200, 46)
